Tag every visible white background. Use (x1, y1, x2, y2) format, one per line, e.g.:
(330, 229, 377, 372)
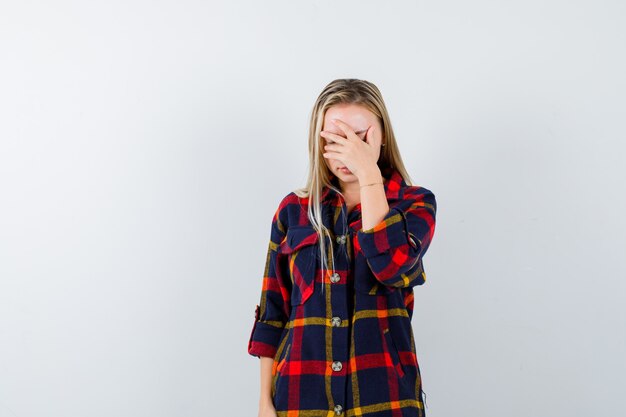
(1, 1, 625, 416)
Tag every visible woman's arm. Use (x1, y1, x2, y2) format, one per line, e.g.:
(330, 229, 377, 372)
(249, 197, 291, 416)
(248, 199, 291, 358)
(258, 357, 275, 414)
(357, 181, 437, 289)
(259, 356, 274, 409)
(358, 166, 388, 231)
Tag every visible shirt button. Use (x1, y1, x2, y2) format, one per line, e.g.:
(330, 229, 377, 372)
(331, 316, 341, 327)
(330, 272, 340, 283)
(331, 361, 342, 371)
(336, 234, 347, 245)
(334, 404, 343, 415)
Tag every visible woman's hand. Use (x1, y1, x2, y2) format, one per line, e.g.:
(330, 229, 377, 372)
(320, 118, 382, 180)
(257, 401, 278, 417)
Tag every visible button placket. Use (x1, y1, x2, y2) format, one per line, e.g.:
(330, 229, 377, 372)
(326, 218, 348, 415)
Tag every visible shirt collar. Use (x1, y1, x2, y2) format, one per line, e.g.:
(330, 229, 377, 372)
(321, 167, 406, 203)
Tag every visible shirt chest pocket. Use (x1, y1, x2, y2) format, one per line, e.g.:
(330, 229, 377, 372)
(278, 225, 320, 306)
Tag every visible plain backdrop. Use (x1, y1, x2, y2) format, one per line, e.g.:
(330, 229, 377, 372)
(1, 1, 625, 416)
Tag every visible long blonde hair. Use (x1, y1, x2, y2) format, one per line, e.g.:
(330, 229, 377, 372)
(294, 78, 414, 294)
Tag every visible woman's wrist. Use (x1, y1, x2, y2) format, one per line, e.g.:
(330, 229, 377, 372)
(259, 395, 273, 407)
(357, 164, 383, 185)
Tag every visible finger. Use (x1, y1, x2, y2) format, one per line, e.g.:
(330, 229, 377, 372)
(320, 130, 347, 144)
(322, 151, 344, 162)
(366, 125, 380, 148)
(364, 125, 373, 144)
(331, 119, 356, 139)
(323, 142, 341, 153)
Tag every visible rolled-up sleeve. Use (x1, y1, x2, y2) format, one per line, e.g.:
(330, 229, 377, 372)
(247, 199, 291, 359)
(356, 187, 437, 288)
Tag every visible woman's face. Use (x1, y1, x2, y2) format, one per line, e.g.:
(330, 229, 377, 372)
(321, 103, 384, 182)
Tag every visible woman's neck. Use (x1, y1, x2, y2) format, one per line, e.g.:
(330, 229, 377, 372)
(340, 180, 361, 211)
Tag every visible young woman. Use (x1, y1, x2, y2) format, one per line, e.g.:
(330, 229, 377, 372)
(248, 78, 437, 417)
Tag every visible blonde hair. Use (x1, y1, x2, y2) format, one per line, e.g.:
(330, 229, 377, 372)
(294, 78, 415, 295)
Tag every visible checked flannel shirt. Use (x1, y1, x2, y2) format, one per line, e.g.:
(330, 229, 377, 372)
(247, 167, 437, 417)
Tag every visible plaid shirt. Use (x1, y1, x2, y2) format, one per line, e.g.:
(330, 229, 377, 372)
(247, 167, 437, 417)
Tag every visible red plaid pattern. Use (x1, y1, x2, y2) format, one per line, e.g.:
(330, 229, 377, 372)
(248, 167, 437, 416)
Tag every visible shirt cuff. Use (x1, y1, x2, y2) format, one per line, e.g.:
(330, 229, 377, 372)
(356, 206, 418, 258)
(247, 304, 284, 359)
